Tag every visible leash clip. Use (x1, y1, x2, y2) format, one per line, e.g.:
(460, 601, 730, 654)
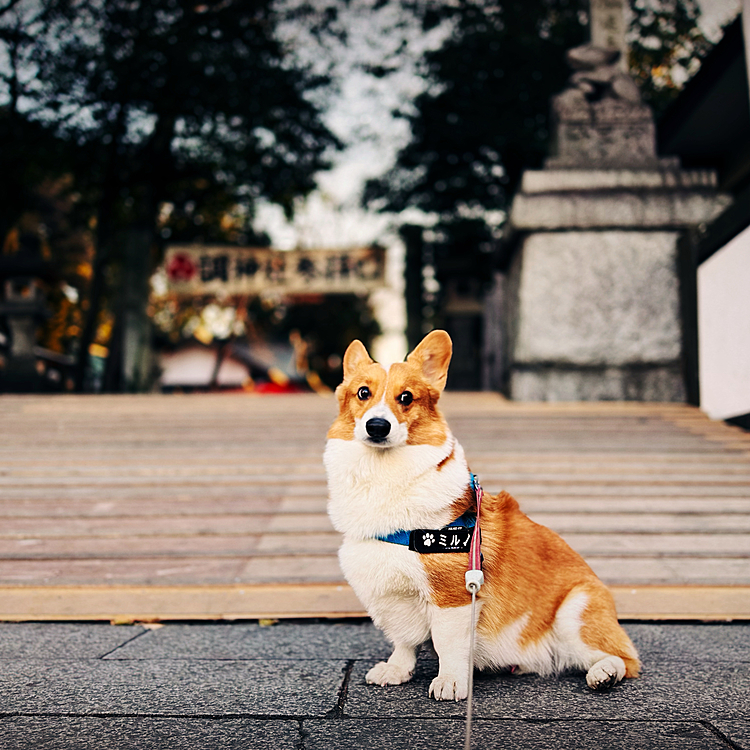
(465, 568, 484, 594)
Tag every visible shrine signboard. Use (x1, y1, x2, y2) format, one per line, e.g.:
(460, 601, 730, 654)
(164, 245, 386, 296)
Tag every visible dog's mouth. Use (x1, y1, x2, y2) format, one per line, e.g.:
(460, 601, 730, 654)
(364, 435, 391, 446)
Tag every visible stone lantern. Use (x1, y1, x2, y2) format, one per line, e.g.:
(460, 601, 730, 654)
(0, 252, 53, 392)
(500, 0, 731, 401)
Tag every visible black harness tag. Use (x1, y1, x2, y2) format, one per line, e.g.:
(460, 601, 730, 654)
(408, 525, 475, 554)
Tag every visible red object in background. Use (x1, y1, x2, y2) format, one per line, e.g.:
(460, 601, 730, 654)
(167, 253, 197, 282)
(254, 382, 307, 394)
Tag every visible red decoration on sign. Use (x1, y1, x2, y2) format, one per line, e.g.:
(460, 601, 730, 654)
(167, 253, 197, 282)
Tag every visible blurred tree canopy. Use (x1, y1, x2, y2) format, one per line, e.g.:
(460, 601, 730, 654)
(0, 1, 77, 247)
(628, 0, 713, 118)
(365, 0, 586, 222)
(1, 0, 717, 391)
(364, 0, 713, 279)
(1, 0, 338, 390)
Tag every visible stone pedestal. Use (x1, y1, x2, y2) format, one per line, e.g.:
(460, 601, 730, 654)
(0, 277, 47, 392)
(502, 41, 731, 401)
(505, 168, 730, 401)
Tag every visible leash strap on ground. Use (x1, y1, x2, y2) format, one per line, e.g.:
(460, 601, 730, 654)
(464, 583, 479, 750)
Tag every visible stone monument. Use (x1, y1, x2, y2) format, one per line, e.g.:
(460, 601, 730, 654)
(501, 0, 731, 401)
(0, 253, 50, 392)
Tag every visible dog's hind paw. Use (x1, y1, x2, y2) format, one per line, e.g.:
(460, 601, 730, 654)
(586, 656, 626, 691)
(366, 661, 413, 686)
(429, 674, 468, 701)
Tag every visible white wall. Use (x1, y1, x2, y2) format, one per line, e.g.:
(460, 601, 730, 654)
(698, 223, 750, 420)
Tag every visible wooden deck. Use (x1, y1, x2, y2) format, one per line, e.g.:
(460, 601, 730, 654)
(1, 393, 749, 621)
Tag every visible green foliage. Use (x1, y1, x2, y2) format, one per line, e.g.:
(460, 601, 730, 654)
(0, 2, 78, 241)
(364, 0, 588, 222)
(0, 109, 72, 246)
(27, 0, 339, 223)
(628, 0, 713, 119)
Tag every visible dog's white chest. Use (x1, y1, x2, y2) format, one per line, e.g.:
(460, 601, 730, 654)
(324, 434, 471, 627)
(323, 436, 469, 539)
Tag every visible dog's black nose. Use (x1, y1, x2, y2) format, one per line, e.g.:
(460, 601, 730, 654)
(365, 418, 391, 440)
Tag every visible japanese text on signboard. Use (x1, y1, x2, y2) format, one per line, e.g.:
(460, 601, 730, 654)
(164, 245, 385, 296)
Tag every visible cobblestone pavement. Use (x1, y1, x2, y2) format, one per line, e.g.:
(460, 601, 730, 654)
(0, 620, 747, 749)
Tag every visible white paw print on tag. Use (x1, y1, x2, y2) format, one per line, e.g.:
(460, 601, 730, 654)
(422, 533, 435, 546)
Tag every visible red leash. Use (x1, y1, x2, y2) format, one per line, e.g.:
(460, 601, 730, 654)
(464, 474, 484, 750)
(467, 473, 484, 576)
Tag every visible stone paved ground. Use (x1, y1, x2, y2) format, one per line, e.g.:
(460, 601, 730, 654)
(0, 620, 747, 749)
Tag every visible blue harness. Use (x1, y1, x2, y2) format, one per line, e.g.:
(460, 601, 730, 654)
(374, 473, 479, 552)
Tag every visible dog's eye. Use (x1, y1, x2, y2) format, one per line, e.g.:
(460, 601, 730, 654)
(357, 386, 371, 401)
(398, 391, 413, 406)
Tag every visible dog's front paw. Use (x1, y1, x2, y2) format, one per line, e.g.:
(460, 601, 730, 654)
(366, 661, 413, 686)
(586, 656, 626, 691)
(429, 674, 468, 701)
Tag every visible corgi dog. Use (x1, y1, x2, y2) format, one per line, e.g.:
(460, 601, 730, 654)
(324, 330, 640, 701)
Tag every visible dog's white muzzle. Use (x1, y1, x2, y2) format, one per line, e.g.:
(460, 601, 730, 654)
(354, 403, 407, 448)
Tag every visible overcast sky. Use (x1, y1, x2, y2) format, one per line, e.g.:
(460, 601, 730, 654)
(255, 0, 452, 249)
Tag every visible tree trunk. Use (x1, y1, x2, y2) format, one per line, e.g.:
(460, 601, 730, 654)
(80, 109, 174, 392)
(401, 224, 425, 352)
(107, 111, 175, 392)
(118, 225, 155, 391)
(73, 109, 127, 393)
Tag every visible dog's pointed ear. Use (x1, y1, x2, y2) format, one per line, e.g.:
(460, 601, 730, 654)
(342, 339, 374, 380)
(407, 330, 452, 393)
